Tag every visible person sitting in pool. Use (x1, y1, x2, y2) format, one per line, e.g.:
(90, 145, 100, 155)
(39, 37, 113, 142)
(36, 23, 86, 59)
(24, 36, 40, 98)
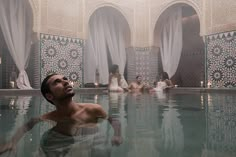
(162, 72, 174, 88)
(0, 73, 122, 154)
(108, 64, 124, 92)
(151, 72, 174, 92)
(128, 75, 150, 92)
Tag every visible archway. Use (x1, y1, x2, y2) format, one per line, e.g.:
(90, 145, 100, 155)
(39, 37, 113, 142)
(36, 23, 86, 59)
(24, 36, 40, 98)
(154, 3, 205, 87)
(84, 6, 131, 86)
(0, 0, 34, 89)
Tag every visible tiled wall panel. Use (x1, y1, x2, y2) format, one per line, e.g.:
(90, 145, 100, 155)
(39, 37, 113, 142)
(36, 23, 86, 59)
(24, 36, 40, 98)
(206, 31, 236, 88)
(40, 34, 84, 87)
(127, 47, 159, 86)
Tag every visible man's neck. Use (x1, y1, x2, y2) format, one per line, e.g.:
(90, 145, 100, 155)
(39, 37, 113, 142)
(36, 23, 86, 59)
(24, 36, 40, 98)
(55, 99, 77, 115)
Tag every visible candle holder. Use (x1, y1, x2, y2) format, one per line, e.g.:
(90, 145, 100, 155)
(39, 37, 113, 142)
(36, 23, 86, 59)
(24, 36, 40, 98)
(207, 81, 212, 88)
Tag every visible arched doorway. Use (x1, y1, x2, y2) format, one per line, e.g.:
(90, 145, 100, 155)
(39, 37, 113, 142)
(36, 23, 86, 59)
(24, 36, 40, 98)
(84, 6, 131, 86)
(0, 0, 34, 89)
(154, 4, 205, 87)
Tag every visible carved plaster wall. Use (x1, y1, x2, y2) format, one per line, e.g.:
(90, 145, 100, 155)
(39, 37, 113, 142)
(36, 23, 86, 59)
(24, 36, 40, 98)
(30, 0, 83, 38)
(204, 0, 236, 35)
(29, 0, 40, 33)
(29, 0, 236, 43)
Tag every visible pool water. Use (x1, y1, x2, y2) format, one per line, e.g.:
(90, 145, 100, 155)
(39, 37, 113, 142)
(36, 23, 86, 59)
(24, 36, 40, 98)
(0, 92, 236, 157)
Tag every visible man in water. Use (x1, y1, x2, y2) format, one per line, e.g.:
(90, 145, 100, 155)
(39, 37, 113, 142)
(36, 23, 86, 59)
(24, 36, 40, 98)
(128, 75, 150, 92)
(0, 73, 122, 155)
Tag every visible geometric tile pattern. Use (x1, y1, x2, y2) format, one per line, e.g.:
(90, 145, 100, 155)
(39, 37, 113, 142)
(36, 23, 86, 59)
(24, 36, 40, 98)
(206, 31, 236, 88)
(127, 47, 158, 86)
(40, 34, 84, 87)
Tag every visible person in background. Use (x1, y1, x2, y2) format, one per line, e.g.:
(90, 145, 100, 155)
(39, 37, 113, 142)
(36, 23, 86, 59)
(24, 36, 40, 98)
(108, 64, 124, 92)
(128, 75, 150, 92)
(151, 72, 174, 92)
(162, 72, 174, 88)
(0, 73, 122, 155)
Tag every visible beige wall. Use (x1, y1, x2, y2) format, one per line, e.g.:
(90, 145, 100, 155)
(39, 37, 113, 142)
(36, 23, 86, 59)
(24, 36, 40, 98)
(204, 0, 236, 35)
(30, 0, 236, 46)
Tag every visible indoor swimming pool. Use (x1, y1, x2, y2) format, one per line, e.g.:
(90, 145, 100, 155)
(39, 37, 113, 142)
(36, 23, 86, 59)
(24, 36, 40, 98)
(0, 91, 236, 157)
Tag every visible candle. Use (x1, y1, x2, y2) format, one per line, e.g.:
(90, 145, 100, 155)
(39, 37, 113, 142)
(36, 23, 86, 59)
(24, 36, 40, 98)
(10, 81, 14, 88)
(200, 81, 203, 87)
(94, 82, 98, 88)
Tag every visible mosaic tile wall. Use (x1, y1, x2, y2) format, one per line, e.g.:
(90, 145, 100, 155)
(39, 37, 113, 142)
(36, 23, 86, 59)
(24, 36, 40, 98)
(127, 47, 159, 86)
(40, 34, 84, 87)
(206, 31, 236, 88)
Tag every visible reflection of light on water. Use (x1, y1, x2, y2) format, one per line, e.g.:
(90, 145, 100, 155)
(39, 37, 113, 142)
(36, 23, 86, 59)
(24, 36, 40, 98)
(201, 95, 204, 109)
(16, 96, 32, 115)
(9, 98, 15, 106)
(94, 95, 98, 104)
(207, 94, 212, 107)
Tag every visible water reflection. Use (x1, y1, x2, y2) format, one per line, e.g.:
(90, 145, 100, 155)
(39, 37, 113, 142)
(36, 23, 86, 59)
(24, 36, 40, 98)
(125, 93, 160, 157)
(15, 96, 32, 115)
(205, 93, 236, 157)
(36, 122, 111, 156)
(161, 103, 184, 156)
(108, 93, 128, 157)
(0, 93, 236, 156)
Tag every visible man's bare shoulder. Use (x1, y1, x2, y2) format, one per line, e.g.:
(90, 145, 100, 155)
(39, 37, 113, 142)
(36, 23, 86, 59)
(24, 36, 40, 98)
(77, 103, 107, 119)
(40, 111, 57, 121)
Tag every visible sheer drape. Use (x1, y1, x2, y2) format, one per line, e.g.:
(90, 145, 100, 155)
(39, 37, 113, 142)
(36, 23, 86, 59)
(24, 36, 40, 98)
(85, 8, 129, 85)
(85, 13, 109, 84)
(0, 0, 32, 89)
(160, 7, 183, 78)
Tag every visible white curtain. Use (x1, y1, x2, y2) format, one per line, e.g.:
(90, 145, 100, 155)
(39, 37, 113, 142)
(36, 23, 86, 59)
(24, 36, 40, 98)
(0, 0, 33, 89)
(84, 8, 129, 85)
(160, 7, 183, 78)
(85, 13, 109, 84)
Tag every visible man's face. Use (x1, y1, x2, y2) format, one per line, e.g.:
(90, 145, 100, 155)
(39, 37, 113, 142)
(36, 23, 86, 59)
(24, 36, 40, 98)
(136, 76, 142, 83)
(46, 75, 75, 102)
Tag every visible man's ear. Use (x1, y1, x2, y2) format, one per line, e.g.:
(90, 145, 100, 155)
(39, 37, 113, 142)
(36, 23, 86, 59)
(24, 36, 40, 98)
(46, 93, 54, 102)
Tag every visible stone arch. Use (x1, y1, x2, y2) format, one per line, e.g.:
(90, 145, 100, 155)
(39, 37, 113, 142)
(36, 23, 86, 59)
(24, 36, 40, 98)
(153, 2, 205, 87)
(152, 0, 203, 46)
(86, 3, 132, 45)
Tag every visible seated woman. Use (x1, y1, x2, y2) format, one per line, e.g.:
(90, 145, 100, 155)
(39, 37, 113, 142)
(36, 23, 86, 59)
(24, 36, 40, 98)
(162, 72, 174, 88)
(108, 64, 124, 92)
(151, 72, 174, 92)
(153, 79, 167, 92)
